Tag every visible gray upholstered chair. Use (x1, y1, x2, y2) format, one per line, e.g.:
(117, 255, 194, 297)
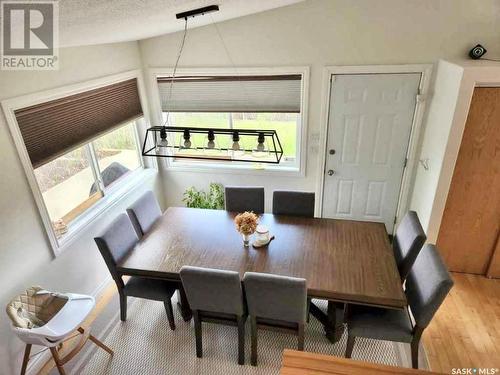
(345, 244, 453, 369)
(224, 186, 264, 214)
(126, 190, 162, 237)
(272, 191, 315, 217)
(243, 272, 307, 366)
(393, 211, 426, 281)
(94, 213, 176, 330)
(179, 266, 247, 365)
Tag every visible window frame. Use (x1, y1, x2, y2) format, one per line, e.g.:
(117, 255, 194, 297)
(149, 67, 309, 176)
(1, 70, 156, 256)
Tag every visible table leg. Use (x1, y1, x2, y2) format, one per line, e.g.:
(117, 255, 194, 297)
(326, 301, 345, 342)
(309, 300, 345, 343)
(177, 287, 192, 321)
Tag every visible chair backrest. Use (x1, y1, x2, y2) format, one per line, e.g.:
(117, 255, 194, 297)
(94, 214, 139, 284)
(180, 266, 245, 316)
(405, 244, 453, 329)
(126, 190, 162, 236)
(224, 186, 264, 214)
(393, 211, 426, 280)
(243, 272, 307, 324)
(272, 191, 315, 217)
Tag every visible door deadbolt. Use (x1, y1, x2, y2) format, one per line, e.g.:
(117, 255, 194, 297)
(327, 170, 335, 176)
(329, 149, 336, 155)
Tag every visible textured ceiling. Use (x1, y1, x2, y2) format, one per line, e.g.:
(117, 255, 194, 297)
(57, 0, 304, 47)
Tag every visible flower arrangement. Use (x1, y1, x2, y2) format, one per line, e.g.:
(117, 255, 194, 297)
(234, 211, 259, 235)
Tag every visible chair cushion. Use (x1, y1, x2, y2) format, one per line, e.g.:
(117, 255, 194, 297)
(347, 305, 413, 343)
(6, 286, 67, 329)
(124, 277, 176, 301)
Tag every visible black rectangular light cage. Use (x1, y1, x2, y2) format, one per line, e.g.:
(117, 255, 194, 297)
(142, 126, 284, 164)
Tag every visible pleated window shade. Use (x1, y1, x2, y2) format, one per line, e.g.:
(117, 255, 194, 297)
(157, 75, 302, 113)
(14, 78, 143, 168)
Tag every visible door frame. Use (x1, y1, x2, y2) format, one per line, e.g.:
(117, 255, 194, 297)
(315, 64, 433, 228)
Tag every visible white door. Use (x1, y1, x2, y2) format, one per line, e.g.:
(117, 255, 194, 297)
(322, 73, 421, 233)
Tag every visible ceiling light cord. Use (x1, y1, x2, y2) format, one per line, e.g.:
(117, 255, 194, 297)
(163, 17, 188, 127)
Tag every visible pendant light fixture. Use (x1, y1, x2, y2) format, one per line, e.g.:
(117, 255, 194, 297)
(142, 5, 284, 164)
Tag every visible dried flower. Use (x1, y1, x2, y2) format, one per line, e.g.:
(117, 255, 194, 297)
(234, 211, 258, 235)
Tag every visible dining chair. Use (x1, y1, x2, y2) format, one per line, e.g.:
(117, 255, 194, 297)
(224, 186, 264, 214)
(345, 244, 453, 369)
(272, 191, 315, 217)
(126, 190, 162, 237)
(393, 211, 427, 281)
(243, 272, 307, 366)
(179, 266, 247, 365)
(94, 213, 177, 330)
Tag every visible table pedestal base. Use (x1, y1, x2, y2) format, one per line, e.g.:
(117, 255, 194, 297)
(309, 300, 345, 343)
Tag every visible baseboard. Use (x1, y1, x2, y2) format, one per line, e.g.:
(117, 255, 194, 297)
(27, 276, 113, 375)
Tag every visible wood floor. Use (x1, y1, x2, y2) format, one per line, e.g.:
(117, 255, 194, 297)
(422, 273, 500, 373)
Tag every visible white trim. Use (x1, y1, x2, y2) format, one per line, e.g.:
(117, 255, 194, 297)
(1, 69, 155, 256)
(148, 66, 310, 177)
(315, 64, 433, 227)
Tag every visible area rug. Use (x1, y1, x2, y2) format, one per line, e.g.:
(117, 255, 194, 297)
(75, 297, 422, 374)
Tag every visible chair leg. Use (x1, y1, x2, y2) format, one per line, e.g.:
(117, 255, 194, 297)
(119, 291, 127, 322)
(250, 316, 258, 366)
(20, 344, 31, 375)
(411, 325, 424, 369)
(345, 334, 355, 358)
(306, 297, 311, 323)
(237, 316, 245, 365)
(89, 334, 114, 355)
(164, 299, 176, 330)
(297, 323, 305, 351)
(193, 310, 202, 358)
(49, 347, 66, 375)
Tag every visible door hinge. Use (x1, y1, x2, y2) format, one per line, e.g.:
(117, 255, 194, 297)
(394, 216, 398, 224)
(403, 157, 408, 168)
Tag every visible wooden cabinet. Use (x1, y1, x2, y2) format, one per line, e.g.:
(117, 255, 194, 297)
(437, 87, 500, 276)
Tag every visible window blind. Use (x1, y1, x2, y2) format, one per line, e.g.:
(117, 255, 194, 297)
(157, 74, 301, 113)
(15, 78, 143, 168)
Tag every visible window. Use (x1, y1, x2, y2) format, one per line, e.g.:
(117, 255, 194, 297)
(5, 76, 146, 253)
(156, 71, 306, 171)
(33, 121, 142, 240)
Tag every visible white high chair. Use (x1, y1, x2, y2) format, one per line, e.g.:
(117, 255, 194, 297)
(6, 286, 113, 375)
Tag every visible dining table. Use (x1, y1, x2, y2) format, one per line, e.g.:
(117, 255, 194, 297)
(116, 206, 406, 342)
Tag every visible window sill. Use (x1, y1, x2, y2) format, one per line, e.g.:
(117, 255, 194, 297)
(164, 160, 304, 178)
(53, 167, 157, 256)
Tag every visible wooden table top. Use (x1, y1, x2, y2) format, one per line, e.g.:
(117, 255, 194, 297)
(117, 207, 406, 308)
(280, 350, 442, 374)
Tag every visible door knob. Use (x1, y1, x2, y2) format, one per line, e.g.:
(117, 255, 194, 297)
(327, 170, 335, 176)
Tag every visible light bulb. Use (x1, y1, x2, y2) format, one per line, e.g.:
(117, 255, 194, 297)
(181, 129, 191, 149)
(207, 140, 215, 149)
(184, 139, 192, 148)
(157, 127, 168, 147)
(256, 142, 265, 152)
(232, 141, 240, 151)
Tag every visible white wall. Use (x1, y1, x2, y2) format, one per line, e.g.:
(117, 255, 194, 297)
(138, 0, 500, 211)
(413, 60, 500, 244)
(409, 60, 464, 234)
(0, 42, 162, 374)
